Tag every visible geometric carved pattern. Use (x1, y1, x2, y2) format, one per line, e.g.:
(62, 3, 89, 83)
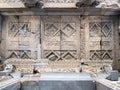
(8, 50, 31, 59)
(90, 50, 113, 60)
(9, 22, 31, 37)
(42, 16, 85, 62)
(45, 23, 76, 37)
(89, 22, 112, 37)
(45, 24, 59, 36)
(89, 22, 101, 37)
(43, 18, 77, 60)
(44, 50, 77, 61)
(102, 22, 112, 37)
(62, 24, 76, 37)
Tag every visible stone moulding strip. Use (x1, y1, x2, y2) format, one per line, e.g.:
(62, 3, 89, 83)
(95, 78, 120, 89)
(0, 78, 20, 89)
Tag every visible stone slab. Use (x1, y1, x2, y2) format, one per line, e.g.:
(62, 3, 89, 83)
(39, 81, 95, 90)
(38, 72, 95, 90)
(40, 72, 92, 81)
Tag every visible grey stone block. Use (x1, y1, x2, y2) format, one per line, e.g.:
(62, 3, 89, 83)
(39, 81, 95, 90)
(21, 81, 39, 90)
(106, 70, 119, 81)
(39, 72, 95, 90)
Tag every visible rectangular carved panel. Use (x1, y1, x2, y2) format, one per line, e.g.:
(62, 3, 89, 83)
(42, 16, 79, 60)
(7, 21, 32, 59)
(84, 16, 115, 66)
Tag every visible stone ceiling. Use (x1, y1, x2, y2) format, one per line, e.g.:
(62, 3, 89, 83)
(0, 0, 119, 9)
(0, 0, 119, 15)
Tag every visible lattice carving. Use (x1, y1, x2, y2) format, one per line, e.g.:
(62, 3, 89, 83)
(89, 22, 112, 37)
(90, 50, 113, 60)
(9, 22, 31, 37)
(8, 50, 31, 59)
(44, 50, 77, 61)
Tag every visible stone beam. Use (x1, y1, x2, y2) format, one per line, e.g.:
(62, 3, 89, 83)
(0, 8, 119, 16)
(0, 0, 119, 9)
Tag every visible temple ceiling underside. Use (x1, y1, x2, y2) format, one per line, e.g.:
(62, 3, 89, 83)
(0, 0, 119, 16)
(0, 0, 119, 9)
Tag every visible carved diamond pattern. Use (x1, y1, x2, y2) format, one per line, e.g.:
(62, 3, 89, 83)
(62, 24, 76, 37)
(9, 22, 31, 37)
(89, 22, 112, 37)
(45, 24, 59, 36)
(102, 23, 111, 37)
(89, 22, 101, 37)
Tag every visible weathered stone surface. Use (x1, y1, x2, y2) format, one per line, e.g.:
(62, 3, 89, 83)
(0, 15, 119, 73)
(5, 58, 35, 74)
(0, 0, 25, 8)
